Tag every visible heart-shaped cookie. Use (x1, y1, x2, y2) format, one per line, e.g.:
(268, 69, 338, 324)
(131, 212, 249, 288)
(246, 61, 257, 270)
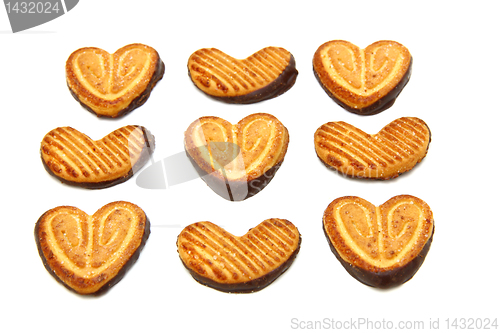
(188, 46, 298, 104)
(66, 43, 164, 118)
(35, 201, 150, 294)
(314, 117, 430, 179)
(41, 125, 154, 188)
(323, 195, 434, 288)
(184, 113, 289, 200)
(313, 40, 412, 115)
(177, 219, 301, 293)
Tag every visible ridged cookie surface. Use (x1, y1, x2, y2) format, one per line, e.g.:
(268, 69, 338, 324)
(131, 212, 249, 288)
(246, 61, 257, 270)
(41, 125, 154, 188)
(185, 113, 288, 200)
(323, 195, 434, 288)
(314, 117, 430, 179)
(188, 47, 298, 103)
(177, 219, 301, 293)
(35, 201, 150, 295)
(313, 40, 411, 115)
(66, 43, 164, 118)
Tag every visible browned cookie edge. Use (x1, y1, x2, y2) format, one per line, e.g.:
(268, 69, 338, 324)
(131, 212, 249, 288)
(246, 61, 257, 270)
(185, 148, 285, 201)
(40, 127, 155, 189)
(69, 58, 165, 118)
(313, 57, 412, 115)
(314, 116, 431, 180)
(322, 221, 434, 289)
(178, 233, 301, 293)
(189, 54, 298, 104)
(34, 207, 151, 295)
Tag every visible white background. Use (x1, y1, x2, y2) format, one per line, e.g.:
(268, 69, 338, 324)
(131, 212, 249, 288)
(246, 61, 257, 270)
(1, 1, 499, 332)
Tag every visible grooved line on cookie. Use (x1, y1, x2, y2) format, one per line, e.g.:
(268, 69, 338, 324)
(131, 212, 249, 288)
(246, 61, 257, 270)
(60, 127, 119, 174)
(192, 51, 243, 91)
(191, 48, 289, 95)
(181, 221, 296, 281)
(204, 224, 265, 275)
(376, 118, 427, 156)
(44, 126, 144, 180)
(50, 128, 110, 177)
(318, 123, 390, 168)
(201, 49, 255, 89)
(317, 118, 428, 173)
(62, 127, 116, 173)
(331, 122, 398, 165)
(44, 129, 95, 177)
(181, 224, 257, 279)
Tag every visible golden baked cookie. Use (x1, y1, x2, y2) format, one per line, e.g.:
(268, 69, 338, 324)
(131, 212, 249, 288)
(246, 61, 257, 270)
(177, 219, 301, 293)
(313, 40, 412, 115)
(314, 117, 430, 179)
(188, 47, 298, 103)
(35, 201, 150, 295)
(323, 195, 434, 288)
(41, 125, 154, 188)
(66, 43, 164, 118)
(185, 113, 289, 200)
